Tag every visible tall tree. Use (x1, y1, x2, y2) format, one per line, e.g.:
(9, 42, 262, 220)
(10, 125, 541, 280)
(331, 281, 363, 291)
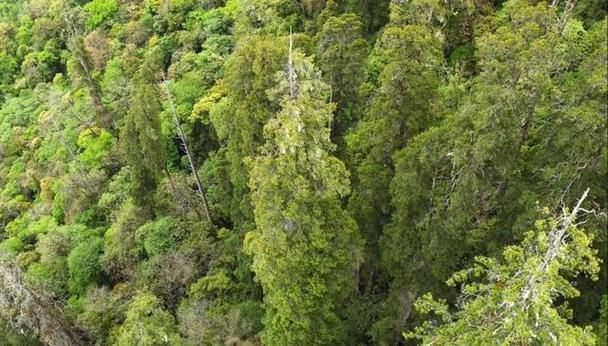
(244, 46, 362, 345)
(346, 0, 445, 295)
(208, 35, 286, 229)
(120, 49, 167, 211)
(161, 74, 213, 224)
(316, 12, 368, 143)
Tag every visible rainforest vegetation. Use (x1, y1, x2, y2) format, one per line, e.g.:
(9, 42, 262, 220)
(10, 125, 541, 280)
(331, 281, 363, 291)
(0, 0, 606, 345)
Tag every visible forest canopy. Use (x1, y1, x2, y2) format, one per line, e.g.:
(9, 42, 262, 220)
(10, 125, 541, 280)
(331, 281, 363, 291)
(0, 0, 606, 345)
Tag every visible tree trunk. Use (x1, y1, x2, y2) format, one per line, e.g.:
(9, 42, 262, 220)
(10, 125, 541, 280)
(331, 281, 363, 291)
(161, 73, 213, 224)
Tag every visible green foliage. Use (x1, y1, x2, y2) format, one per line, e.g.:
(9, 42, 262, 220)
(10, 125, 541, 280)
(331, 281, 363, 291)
(101, 202, 147, 279)
(0, 90, 38, 144)
(0, 320, 43, 346)
(177, 297, 263, 345)
(598, 295, 608, 345)
(26, 260, 68, 298)
(67, 237, 103, 295)
(346, 2, 446, 316)
(76, 285, 132, 345)
(135, 217, 178, 258)
(110, 292, 184, 346)
(84, 0, 119, 30)
(190, 270, 232, 297)
(77, 127, 115, 169)
(20, 48, 61, 87)
(375, 3, 607, 342)
(0, 0, 605, 343)
(121, 49, 167, 210)
(1, 237, 24, 258)
(0, 51, 17, 94)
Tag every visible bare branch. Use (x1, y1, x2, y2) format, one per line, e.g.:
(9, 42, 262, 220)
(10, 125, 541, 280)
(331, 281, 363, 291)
(557, 0, 577, 35)
(0, 263, 87, 346)
(519, 188, 590, 305)
(287, 27, 298, 99)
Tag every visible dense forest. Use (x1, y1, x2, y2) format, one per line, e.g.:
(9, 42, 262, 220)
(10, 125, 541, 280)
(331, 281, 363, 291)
(0, 0, 606, 345)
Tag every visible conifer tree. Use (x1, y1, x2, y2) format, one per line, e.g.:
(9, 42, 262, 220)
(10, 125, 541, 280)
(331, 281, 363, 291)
(208, 35, 286, 229)
(347, 0, 445, 292)
(121, 49, 166, 210)
(316, 12, 368, 141)
(244, 46, 362, 346)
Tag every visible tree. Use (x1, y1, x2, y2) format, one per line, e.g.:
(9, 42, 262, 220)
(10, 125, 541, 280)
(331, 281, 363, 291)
(346, 0, 445, 296)
(64, 7, 115, 131)
(83, 0, 118, 30)
(66, 35, 114, 130)
(0, 0, 605, 343)
(135, 217, 177, 258)
(244, 47, 362, 345)
(406, 190, 600, 345)
(161, 75, 212, 223)
(76, 127, 115, 170)
(208, 34, 286, 228)
(316, 13, 368, 142)
(110, 292, 184, 346)
(67, 236, 103, 295)
(120, 49, 167, 211)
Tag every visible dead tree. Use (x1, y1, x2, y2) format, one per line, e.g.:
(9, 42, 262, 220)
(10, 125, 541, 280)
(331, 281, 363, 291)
(160, 73, 213, 224)
(0, 263, 87, 346)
